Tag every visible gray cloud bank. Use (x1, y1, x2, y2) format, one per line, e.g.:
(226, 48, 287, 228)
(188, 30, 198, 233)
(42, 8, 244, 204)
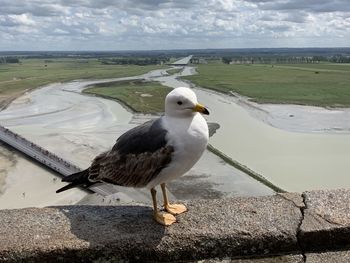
(0, 0, 349, 50)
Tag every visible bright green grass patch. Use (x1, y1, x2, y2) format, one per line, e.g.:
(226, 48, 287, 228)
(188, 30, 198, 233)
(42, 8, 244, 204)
(184, 63, 350, 107)
(84, 80, 172, 113)
(0, 58, 164, 105)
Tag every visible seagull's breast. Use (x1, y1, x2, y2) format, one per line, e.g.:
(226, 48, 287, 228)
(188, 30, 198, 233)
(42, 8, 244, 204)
(146, 114, 208, 188)
(179, 114, 209, 156)
(167, 113, 208, 156)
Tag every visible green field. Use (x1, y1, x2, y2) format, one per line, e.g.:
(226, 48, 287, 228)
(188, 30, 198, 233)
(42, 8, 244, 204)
(84, 80, 171, 113)
(0, 58, 163, 108)
(2, 58, 350, 109)
(184, 63, 350, 107)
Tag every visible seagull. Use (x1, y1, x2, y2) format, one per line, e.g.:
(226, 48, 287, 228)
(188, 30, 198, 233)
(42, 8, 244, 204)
(56, 87, 209, 226)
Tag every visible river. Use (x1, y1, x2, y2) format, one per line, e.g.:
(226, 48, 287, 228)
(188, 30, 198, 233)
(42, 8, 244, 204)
(157, 67, 350, 192)
(1, 64, 349, 209)
(0, 68, 273, 209)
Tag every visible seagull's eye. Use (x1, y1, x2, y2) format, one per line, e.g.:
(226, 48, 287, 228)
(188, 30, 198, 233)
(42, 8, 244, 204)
(177, 101, 183, 105)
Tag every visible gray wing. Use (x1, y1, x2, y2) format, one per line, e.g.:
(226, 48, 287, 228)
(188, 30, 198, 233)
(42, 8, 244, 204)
(87, 118, 174, 187)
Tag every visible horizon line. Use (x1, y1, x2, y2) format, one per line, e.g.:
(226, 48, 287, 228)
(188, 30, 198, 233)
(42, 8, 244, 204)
(1, 47, 350, 53)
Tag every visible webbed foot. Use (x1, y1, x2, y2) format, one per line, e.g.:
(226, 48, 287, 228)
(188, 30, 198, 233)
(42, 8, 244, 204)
(153, 211, 177, 226)
(164, 203, 188, 215)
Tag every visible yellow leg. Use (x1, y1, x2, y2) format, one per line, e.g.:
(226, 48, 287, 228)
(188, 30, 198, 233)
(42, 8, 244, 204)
(151, 188, 176, 226)
(161, 183, 188, 215)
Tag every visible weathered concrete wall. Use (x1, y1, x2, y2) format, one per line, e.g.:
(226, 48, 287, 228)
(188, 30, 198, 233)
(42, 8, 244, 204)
(299, 189, 350, 251)
(1, 189, 350, 262)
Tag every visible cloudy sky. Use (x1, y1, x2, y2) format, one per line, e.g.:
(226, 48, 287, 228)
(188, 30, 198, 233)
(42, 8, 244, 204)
(0, 0, 349, 51)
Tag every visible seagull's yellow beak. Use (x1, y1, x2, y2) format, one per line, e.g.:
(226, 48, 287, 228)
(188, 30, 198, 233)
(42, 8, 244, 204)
(193, 103, 210, 115)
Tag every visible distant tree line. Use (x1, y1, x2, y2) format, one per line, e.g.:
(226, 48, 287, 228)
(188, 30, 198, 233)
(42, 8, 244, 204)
(99, 57, 169, 66)
(1, 48, 349, 61)
(222, 57, 232, 64)
(0, 57, 20, 64)
(327, 55, 350, 63)
(222, 55, 350, 64)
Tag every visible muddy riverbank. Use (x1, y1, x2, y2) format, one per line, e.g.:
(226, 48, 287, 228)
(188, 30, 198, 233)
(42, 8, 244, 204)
(0, 69, 273, 208)
(155, 67, 350, 192)
(1, 64, 349, 208)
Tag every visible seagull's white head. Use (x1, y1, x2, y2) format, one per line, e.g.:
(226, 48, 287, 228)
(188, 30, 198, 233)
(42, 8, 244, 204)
(165, 87, 209, 117)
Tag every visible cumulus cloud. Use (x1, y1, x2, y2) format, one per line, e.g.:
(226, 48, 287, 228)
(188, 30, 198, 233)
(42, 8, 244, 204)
(0, 0, 349, 50)
(246, 0, 350, 12)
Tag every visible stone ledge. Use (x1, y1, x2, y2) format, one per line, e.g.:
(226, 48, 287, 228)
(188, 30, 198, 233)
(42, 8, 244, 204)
(299, 189, 350, 251)
(306, 250, 350, 263)
(200, 254, 304, 262)
(1, 189, 350, 262)
(0, 195, 302, 262)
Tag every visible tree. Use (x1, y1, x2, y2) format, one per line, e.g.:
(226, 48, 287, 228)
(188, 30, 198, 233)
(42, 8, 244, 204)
(222, 57, 231, 64)
(5, 57, 20, 63)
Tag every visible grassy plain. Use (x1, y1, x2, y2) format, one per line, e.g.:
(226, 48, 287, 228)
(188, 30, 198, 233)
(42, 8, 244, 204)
(184, 62, 350, 107)
(0, 58, 163, 107)
(84, 80, 171, 113)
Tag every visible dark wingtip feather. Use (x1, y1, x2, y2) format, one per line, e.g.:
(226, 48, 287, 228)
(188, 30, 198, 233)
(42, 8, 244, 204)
(56, 183, 77, 193)
(56, 169, 90, 193)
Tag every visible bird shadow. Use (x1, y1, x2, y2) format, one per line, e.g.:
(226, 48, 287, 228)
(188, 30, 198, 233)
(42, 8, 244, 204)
(208, 122, 220, 137)
(53, 205, 166, 260)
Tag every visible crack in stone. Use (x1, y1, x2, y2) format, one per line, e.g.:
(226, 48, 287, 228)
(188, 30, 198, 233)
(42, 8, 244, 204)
(314, 212, 345, 226)
(277, 192, 307, 262)
(277, 193, 304, 209)
(296, 192, 307, 263)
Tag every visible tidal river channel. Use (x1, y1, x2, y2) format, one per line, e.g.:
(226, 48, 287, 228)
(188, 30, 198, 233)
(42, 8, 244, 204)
(157, 67, 350, 192)
(0, 66, 349, 208)
(0, 68, 272, 209)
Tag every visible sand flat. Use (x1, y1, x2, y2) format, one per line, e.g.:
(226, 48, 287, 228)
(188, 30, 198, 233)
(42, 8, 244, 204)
(0, 73, 273, 208)
(194, 88, 350, 192)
